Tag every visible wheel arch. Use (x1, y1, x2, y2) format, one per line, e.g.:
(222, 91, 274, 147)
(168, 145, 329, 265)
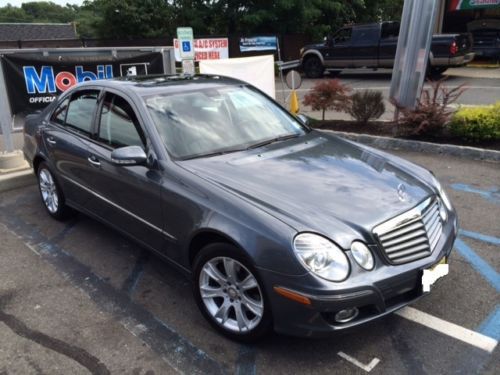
(302, 50, 325, 65)
(33, 154, 47, 173)
(188, 229, 246, 269)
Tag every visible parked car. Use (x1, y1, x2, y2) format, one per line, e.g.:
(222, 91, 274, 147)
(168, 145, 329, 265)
(300, 21, 475, 78)
(468, 19, 500, 60)
(23, 75, 458, 341)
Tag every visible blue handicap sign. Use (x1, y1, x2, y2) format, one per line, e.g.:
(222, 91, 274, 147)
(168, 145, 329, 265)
(182, 41, 191, 52)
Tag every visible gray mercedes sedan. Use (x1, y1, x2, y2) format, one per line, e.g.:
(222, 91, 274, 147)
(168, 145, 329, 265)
(23, 75, 458, 342)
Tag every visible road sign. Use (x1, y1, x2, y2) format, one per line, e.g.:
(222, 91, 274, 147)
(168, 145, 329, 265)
(177, 27, 194, 60)
(285, 70, 302, 90)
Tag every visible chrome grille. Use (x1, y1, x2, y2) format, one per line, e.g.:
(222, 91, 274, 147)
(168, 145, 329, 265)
(373, 197, 443, 265)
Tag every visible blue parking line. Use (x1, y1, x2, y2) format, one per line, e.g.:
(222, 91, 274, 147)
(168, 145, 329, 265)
(450, 183, 500, 204)
(235, 345, 257, 375)
(478, 305, 500, 341)
(121, 252, 148, 296)
(454, 238, 500, 293)
(460, 230, 500, 246)
(1, 214, 226, 374)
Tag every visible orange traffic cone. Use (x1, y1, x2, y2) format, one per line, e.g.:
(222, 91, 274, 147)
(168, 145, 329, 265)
(290, 90, 299, 114)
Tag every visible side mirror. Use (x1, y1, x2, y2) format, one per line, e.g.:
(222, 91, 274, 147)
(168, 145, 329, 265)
(324, 34, 334, 47)
(297, 113, 310, 126)
(111, 145, 147, 166)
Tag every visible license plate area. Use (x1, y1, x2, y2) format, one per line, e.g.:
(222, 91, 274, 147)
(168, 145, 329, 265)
(422, 257, 449, 292)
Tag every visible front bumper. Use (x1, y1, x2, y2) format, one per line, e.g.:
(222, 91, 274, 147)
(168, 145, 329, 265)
(260, 213, 458, 338)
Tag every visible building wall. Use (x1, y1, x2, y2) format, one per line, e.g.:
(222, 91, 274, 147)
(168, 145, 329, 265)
(443, 0, 500, 33)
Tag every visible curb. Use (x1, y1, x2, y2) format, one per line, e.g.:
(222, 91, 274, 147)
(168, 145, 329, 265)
(0, 169, 35, 193)
(323, 130, 500, 162)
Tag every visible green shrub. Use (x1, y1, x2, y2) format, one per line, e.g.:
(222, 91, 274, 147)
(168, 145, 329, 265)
(450, 103, 500, 141)
(348, 90, 385, 123)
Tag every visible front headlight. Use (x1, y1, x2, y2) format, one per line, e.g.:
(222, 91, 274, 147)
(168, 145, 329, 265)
(293, 233, 350, 282)
(351, 241, 374, 270)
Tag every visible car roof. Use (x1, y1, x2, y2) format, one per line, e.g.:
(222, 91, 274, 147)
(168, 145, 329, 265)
(76, 74, 248, 97)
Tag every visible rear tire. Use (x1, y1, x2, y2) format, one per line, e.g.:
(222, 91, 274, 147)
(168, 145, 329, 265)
(427, 66, 447, 79)
(303, 56, 324, 78)
(192, 243, 272, 342)
(37, 162, 75, 220)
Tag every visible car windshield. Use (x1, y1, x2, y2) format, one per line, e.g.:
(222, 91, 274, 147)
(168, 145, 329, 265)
(145, 85, 307, 160)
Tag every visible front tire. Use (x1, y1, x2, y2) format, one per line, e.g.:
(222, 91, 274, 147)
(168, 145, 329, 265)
(37, 162, 74, 220)
(303, 56, 324, 78)
(193, 243, 272, 342)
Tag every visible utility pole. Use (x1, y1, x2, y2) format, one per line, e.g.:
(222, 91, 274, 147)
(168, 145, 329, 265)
(389, 0, 440, 110)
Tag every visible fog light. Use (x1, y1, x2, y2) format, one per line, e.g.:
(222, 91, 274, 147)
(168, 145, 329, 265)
(334, 307, 359, 323)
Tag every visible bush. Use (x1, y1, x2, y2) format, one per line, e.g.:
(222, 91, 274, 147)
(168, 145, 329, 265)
(450, 103, 500, 141)
(303, 79, 351, 120)
(348, 90, 385, 123)
(393, 79, 466, 136)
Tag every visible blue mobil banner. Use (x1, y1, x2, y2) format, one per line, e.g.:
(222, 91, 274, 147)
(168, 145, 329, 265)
(1, 52, 164, 115)
(239, 36, 278, 52)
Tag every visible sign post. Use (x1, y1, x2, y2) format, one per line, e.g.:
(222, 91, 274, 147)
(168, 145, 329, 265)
(0, 59, 14, 152)
(389, 0, 440, 110)
(285, 70, 302, 114)
(177, 27, 195, 75)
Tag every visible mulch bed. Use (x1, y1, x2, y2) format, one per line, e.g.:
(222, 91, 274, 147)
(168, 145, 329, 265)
(312, 120, 500, 152)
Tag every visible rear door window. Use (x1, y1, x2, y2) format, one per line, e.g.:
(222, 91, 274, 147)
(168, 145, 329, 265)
(98, 92, 146, 149)
(65, 90, 99, 135)
(351, 27, 379, 45)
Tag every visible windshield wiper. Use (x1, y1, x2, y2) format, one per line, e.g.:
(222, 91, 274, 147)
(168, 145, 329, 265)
(182, 133, 302, 160)
(246, 133, 301, 150)
(182, 148, 246, 160)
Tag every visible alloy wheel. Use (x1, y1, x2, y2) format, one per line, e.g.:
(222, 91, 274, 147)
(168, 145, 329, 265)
(199, 256, 264, 333)
(39, 168, 59, 214)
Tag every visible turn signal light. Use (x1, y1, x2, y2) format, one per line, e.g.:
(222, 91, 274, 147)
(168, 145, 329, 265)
(273, 286, 311, 305)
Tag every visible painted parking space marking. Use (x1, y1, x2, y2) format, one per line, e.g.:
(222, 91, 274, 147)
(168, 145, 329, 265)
(235, 345, 257, 375)
(450, 183, 500, 204)
(479, 305, 500, 341)
(396, 307, 498, 353)
(460, 230, 500, 246)
(337, 352, 380, 372)
(121, 251, 149, 296)
(454, 238, 500, 292)
(0, 213, 227, 375)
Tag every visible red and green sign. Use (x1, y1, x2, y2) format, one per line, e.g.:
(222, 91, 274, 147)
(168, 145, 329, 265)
(449, 0, 500, 11)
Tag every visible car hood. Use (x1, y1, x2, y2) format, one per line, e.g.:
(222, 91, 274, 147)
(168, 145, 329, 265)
(181, 132, 434, 247)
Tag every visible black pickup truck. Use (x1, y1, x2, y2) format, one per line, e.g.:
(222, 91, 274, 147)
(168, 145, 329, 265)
(300, 22, 474, 78)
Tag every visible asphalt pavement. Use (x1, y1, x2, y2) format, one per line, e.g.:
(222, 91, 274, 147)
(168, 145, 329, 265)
(275, 67, 500, 120)
(0, 149, 499, 374)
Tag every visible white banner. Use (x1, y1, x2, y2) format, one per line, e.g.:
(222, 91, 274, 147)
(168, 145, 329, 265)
(199, 55, 275, 99)
(173, 38, 229, 62)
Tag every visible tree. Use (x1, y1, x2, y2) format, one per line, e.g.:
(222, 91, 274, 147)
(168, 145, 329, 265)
(0, 0, 406, 41)
(90, 0, 174, 39)
(21, 1, 75, 23)
(303, 79, 352, 120)
(0, 4, 34, 23)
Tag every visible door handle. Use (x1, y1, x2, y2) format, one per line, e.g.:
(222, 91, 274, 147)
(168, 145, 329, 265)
(46, 137, 56, 146)
(87, 155, 101, 167)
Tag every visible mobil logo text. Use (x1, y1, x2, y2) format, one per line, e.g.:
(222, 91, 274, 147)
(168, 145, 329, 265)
(23, 65, 113, 94)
